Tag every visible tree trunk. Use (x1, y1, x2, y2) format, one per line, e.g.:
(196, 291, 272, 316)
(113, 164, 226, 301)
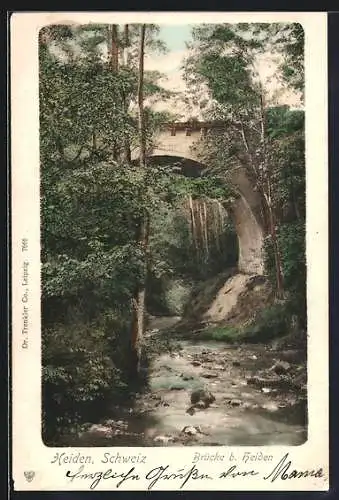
(213, 201, 220, 252)
(122, 24, 130, 66)
(111, 24, 119, 72)
(122, 24, 131, 163)
(106, 25, 111, 60)
(217, 201, 224, 251)
(290, 174, 301, 221)
(92, 129, 97, 152)
(131, 214, 150, 372)
(108, 25, 120, 160)
(131, 24, 147, 373)
(138, 24, 146, 168)
(265, 169, 284, 299)
(188, 195, 198, 255)
(258, 90, 284, 299)
(267, 201, 284, 299)
(203, 200, 209, 258)
(198, 201, 205, 260)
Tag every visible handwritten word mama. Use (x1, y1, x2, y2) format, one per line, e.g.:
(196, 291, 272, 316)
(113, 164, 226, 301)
(263, 453, 325, 482)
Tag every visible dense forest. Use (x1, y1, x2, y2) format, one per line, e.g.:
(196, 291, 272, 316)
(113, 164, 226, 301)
(40, 23, 306, 445)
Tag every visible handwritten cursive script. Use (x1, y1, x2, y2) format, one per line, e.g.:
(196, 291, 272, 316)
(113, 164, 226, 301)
(263, 453, 325, 482)
(64, 454, 326, 490)
(66, 465, 140, 489)
(219, 465, 259, 479)
(145, 465, 212, 489)
(65, 464, 212, 490)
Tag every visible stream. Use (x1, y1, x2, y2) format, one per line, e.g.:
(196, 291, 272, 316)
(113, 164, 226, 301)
(67, 318, 307, 447)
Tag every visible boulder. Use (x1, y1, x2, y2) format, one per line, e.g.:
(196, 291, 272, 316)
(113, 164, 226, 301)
(190, 389, 216, 406)
(202, 372, 219, 379)
(86, 424, 114, 437)
(155, 400, 170, 408)
(150, 394, 162, 400)
(195, 401, 208, 409)
(182, 426, 198, 436)
(261, 402, 279, 412)
(243, 402, 259, 410)
(228, 399, 242, 407)
(247, 376, 283, 388)
(102, 419, 115, 427)
(154, 435, 174, 444)
(272, 360, 291, 375)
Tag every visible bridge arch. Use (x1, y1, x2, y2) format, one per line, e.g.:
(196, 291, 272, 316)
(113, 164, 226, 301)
(133, 121, 265, 276)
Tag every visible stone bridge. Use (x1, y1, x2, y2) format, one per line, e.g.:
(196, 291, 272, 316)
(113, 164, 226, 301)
(136, 121, 265, 276)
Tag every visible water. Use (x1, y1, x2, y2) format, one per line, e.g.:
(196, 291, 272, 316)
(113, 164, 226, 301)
(69, 336, 307, 447)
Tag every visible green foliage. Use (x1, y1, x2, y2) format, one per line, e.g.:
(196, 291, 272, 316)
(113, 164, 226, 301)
(40, 22, 307, 443)
(266, 106, 304, 139)
(41, 162, 162, 323)
(279, 223, 306, 327)
(271, 23, 304, 95)
(39, 56, 137, 162)
(270, 130, 305, 220)
(196, 325, 240, 342)
(185, 23, 306, 337)
(198, 52, 257, 108)
(39, 24, 179, 441)
(264, 221, 306, 329)
(242, 303, 291, 342)
(163, 280, 192, 316)
(42, 311, 131, 441)
(196, 302, 291, 343)
(146, 195, 238, 315)
(278, 222, 306, 293)
(40, 23, 241, 442)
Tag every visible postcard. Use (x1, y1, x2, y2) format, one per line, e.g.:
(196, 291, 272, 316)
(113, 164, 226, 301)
(11, 11, 329, 491)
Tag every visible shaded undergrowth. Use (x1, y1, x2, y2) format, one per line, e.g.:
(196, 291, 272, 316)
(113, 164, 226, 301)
(169, 301, 305, 347)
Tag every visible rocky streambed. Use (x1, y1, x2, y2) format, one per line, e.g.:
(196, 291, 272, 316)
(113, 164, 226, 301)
(67, 334, 307, 447)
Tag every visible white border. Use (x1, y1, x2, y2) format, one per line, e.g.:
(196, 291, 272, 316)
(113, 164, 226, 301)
(11, 12, 328, 491)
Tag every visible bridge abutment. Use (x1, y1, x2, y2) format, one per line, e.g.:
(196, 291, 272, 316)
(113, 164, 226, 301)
(229, 167, 265, 275)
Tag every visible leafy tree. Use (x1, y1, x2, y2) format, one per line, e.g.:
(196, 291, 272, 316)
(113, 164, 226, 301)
(40, 22, 307, 442)
(40, 22, 237, 439)
(130, 24, 148, 372)
(267, 23, 304, 96)
(39, 23, 176, 437)
(184, 23, 305, 302)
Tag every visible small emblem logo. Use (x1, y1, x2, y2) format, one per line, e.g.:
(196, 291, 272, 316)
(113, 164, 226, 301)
(24, 471, 35, 482)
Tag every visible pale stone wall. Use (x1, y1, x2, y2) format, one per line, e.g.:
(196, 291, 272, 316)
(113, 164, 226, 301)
(229, 168, 265, 275)
(152, 130, 200, 160)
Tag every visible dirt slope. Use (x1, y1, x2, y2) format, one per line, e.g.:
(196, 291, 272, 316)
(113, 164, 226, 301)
(176, 271, 273, 333)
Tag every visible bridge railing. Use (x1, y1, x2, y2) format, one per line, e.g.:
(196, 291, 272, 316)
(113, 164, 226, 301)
(159, 121, 227, 136)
